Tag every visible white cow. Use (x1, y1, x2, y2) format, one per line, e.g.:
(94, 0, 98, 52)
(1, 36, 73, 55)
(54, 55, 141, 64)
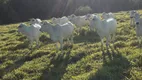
(18, 23, 41, 48)
(52, 16, 69, 25)
(85, 13, 98, 31)
(30, 18, 42, 25)
(129, 10, 137, 26)
(133, 12, 142, 45)
(68, 14, 89, 34)
(68, 14, 76, 21)
(85, 13, 96, 21)
(40, 21, 74, 51)
(89, 15, 117, 50)
(102, 12, 115, 20)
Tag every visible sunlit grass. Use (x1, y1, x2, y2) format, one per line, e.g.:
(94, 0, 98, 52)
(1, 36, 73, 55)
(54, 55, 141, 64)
(0, 10, 142, 80)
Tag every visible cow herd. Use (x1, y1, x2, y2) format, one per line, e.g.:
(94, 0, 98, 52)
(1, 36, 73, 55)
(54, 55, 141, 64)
(17, 10, 142, 51)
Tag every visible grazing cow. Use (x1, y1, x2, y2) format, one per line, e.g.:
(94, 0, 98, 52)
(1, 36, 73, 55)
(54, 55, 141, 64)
(85, 13, 96, 21)
(133, 12, 142, 45)
(102, 12, 115, 20)
(129, 10, 137, 27)
(68, 14, 89, 34)
(52, 16, 69, 25)
(40, 21, 74, 51)
(89, 15, 117, 50)
(18, 23, 41, 48)
(30, 18, 42, 25)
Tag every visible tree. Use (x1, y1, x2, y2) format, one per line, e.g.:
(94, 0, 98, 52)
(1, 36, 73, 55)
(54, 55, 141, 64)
(74, 6, 92, 15)
(0, 0, 142, 24)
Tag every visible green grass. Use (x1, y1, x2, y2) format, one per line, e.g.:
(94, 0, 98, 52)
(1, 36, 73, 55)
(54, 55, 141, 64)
(0, 10, 142, 80)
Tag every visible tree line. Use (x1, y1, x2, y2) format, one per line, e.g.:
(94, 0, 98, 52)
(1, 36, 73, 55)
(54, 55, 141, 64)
(0, 0, 142, 25)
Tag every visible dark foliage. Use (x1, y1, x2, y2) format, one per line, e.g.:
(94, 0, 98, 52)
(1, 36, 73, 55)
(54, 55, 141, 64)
(0, 0, 142, 25)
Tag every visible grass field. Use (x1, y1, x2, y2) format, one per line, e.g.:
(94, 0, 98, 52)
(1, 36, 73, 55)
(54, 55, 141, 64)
(0, 10, 142, 80)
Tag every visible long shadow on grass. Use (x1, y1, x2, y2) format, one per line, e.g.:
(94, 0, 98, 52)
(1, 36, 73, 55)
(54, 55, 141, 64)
(40, 51, 71, 80)
(89, 48, 131, 80)
(0, 53, 30, 78)
(40, 49, 87, 80)
(39, 34, 53, 45)
(1, 51, 50, 78)
(8, 41, 40, 51)
(13, 34, 53, 50)
(9, 39, 47, 51)
(10, 41, 29, 50)
(74, 31, 100, 43)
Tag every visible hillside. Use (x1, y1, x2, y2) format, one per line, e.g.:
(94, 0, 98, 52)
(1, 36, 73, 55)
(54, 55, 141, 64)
(0, 10, 142, 80)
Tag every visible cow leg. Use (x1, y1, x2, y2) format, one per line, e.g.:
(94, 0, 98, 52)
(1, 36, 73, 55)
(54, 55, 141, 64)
(59, 38, 63, 51)
(77, 28, 80, 35)
(56, 42, 59, 50)
(71, 34, 74, 44)
(36, 38, 39, 48)
(67, 38, 70, 44)
(112, 33, 116, 47)
(29, 39, 33, 50)
(100, 37, 104, 51)
(106, 36, 111, 50)
(137, 37, 142, 52)
(132, 19, 134, 26)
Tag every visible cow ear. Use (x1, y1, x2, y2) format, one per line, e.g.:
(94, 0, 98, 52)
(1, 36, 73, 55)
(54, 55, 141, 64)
(18, 23, 23, 28)
(102, 12, 106, 14)
(52, 17, 56, 20)
(71, 14, 75, 17)
(18, 25, 22, 28)
(92, 17, 95, 20)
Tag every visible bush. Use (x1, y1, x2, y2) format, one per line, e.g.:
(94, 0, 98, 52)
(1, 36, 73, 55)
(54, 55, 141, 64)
(74, 6, 92, 15)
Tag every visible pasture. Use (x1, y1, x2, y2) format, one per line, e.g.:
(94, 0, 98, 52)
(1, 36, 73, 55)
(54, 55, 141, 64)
(0, 10, 142, 80)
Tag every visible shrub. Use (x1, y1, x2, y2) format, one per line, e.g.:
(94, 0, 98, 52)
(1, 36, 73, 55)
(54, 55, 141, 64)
(74, 6, 92, 15)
